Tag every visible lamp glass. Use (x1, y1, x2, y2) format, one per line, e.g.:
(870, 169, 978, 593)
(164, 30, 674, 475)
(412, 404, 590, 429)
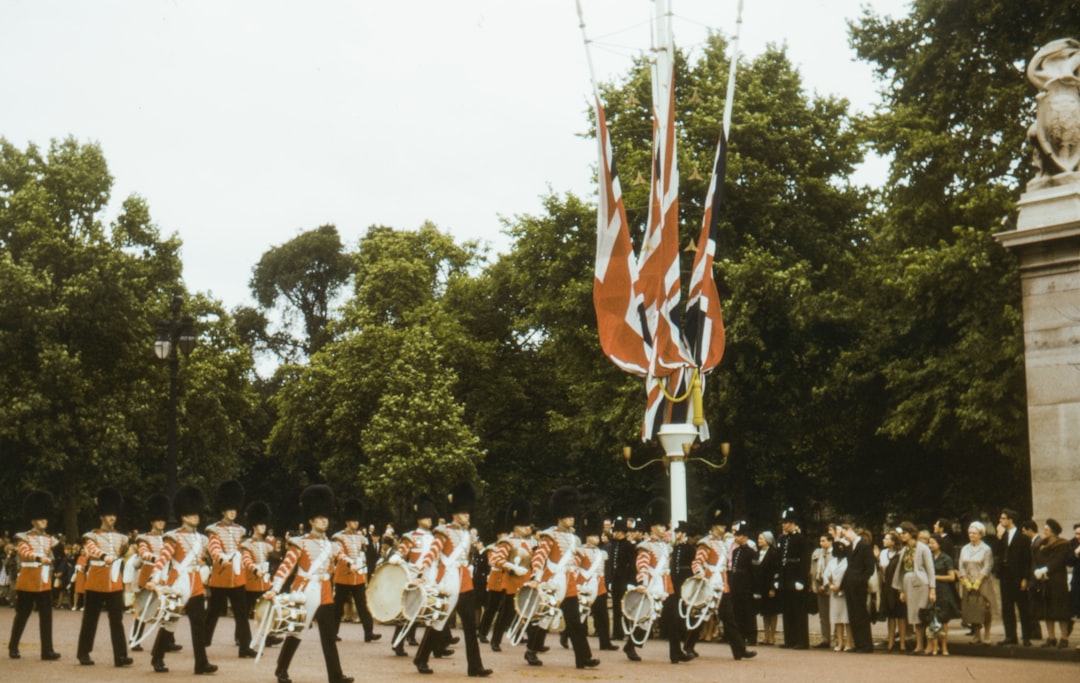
(154, 339, 172, 360)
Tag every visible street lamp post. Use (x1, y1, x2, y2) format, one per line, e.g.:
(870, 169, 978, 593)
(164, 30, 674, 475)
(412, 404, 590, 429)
(623, 430, 730, 527)
(154, 295, 197, 499)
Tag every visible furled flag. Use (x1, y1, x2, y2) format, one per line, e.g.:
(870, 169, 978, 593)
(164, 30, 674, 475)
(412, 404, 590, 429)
(592, 96, 651, 377)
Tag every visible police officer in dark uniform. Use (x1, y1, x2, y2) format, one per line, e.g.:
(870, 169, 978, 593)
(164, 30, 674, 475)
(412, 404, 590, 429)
(728, 521, 757, 645)
(669, 522, 697, 654)
(777, 507, 810, 649)
(607, 518, 635, 641)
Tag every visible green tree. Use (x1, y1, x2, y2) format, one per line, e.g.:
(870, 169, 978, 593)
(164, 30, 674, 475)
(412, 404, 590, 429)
(250, 223, 354, 357)
(833, 0, 1079, 519)
(0, 137, 255, 536)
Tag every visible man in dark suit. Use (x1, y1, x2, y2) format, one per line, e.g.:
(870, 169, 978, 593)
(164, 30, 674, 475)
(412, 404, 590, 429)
(997, 508, 1033, 646)
(777, 507, 810, 650)
(841, 524, 875, 653)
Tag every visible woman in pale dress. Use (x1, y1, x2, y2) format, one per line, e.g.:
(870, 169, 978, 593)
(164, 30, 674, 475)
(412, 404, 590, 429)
(891, 522, 936, 654)
(824, 538, 851, 651)
(958, 521, 997, 645)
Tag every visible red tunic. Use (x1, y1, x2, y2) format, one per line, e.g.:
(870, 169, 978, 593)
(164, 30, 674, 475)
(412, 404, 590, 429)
(578, 544, 608, 597)
(136, 532, 166, 589)
(484, 544, 505, 592)
(691, 534, 729, 593)
(331, 529, 368, 586)
(151, 527, 208, 598)
(14, 530, 59, 592)
(83, 528, 127, 593)
(491, 535, 533, 596)
(530, 527, 580, 598)
(636, 537, 674, 595)
(418, 523, 473, 594)
(272, 534, 335, 606)
(206, 520, 246, 589)
(241, 536, 275, 592)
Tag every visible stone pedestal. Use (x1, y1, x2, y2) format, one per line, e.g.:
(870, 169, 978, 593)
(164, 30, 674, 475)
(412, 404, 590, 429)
(996, 184, 1080, 527)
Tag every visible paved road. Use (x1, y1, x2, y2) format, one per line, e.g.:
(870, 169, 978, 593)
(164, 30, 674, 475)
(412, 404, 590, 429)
(1, 607, 1077, 682)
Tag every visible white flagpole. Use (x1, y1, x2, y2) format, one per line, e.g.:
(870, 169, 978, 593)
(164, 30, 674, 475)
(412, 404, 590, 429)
(722, 0, 745, 139)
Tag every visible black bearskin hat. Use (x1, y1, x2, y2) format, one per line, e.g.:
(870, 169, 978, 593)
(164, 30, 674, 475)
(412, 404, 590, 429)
(245, 501, 271, 528)
(215, 479, 245, 513)
(780, 506, 799, 524)
(705, 498, 732, 529)
(549, 486, 579, 521)
(146, 493, 172, 523)
(174, 485, 207, 518)
(505, 498, 533, 528)
(96, 487, 124, 517)
(578, 510, 603, 539)
(644, 497, 670, 529)
(447, 482, 476, 515)
(23, 491, 54, 522)
(342, 498, 365, 523)
(301, 485, 334, 521)
(411, 493, 438, 523)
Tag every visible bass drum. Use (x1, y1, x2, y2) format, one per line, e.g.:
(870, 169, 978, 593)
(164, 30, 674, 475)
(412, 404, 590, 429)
(367, 563, 409, 624)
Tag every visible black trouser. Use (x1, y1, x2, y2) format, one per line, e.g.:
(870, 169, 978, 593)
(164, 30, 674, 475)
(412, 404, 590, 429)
(277, 604, 344, 683)
(415, 590, 484, 673)
(610, 588, 627, 640)
(714, 593, 750, 658)
(779, 588, 809, 648)
(9, 589, 54, 655)
(77, 590, 127, 663)
(730, 588, 757, 644)
(845, 582, 872, 650)
(152, 594, 210, 670)
(1000, 577, 1033, 643)
(528, 595, 593, 666)
(333, 583, 375, 637)
(204, 585, 251, 650)
(591, 592, 613, 647)
(490, 590, 518, 646)
(625, 593, 683, 661)
(478, 589, 504, 638)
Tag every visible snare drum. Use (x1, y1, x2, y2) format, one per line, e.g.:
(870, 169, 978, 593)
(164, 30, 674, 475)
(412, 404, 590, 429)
(367, 563, 409, 623)
(680, 576, 712, 610)
(621, 589, 655, 626)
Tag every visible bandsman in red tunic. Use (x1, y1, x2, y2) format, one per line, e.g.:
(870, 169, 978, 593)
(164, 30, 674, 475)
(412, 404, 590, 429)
(131, 493, 180, 653)
(7, 490, 62, 661)
(332, 498, 381, 643)
(523, 486, 599, 670)
(412, 482, 492, 677)
(690, 500, 754, 661)
(76, 487, 133, 667)
(264, 485, 353, 683)
(145, 485, 217, 675)
(204, 479, 255, 657)
(386, 493, 438, 656)
(241, 500, 281, 649)
(575, 510, 617, 652)
(488, 498, 535, 652)
(622, 497, 692, 664)
(476, 525, 508, 645)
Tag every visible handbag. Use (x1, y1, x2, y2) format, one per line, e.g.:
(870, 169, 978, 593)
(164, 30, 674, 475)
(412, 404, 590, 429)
(961, 591, 986, 625)
(922, 603, 943, 638)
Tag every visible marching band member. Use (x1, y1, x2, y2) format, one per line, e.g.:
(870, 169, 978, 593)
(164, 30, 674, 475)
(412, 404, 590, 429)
(7, 491, 62, 661)
(412, 482, 492, 677)
(76, 487, 133, 667)
(488, 498, 535, 652)
(241, 501, 281, 646)
(523, 486, 599, 670)
(476, 526, 508, 644)
(387, 493, 439, 656)
(264, 485, 354, 683)
(145, 485, 217, 674)
(332, 498, 381, 643)
(204, 479, 255, 657)
(691, 501, 755, 661)
(622, 497, 691, 664)
(131, 494, 180, 653)
(576, 511, 617, 651)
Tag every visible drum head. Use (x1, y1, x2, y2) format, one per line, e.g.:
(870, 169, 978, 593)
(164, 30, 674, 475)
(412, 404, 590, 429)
(515, 585, 540, 616)
(368, 563, 408, 623)
(253, 596, 274, 624)
(680, 577, 711, 608)
(621, 590, 653, 622)
(135, 588, 161, 620)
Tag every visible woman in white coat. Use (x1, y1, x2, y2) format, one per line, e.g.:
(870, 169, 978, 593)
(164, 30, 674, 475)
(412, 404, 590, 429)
(891, 522, 936, 654)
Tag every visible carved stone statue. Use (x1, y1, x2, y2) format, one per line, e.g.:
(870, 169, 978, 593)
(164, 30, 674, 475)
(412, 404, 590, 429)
(1026, 38, 1080, 188)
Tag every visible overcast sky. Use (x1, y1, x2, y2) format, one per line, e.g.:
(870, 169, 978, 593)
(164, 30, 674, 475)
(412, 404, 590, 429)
(1, 0, 911, 310)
